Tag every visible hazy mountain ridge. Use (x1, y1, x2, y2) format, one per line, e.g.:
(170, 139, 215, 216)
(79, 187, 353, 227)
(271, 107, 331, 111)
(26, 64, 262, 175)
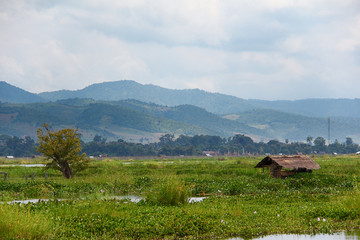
(224, 109, 360, 142)
(51, 98, 360, 143)
(38, 80, 257, 114)
(1, 81, 360, 143)
(3, 80, 360, 118)
(37, 80, 360, 118)
(0, 81, 46, 103)
(248, 98, 360, 118)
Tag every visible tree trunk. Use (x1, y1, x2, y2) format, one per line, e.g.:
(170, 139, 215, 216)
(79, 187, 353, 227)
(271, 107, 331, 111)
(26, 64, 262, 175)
(61, 161, 73, 179)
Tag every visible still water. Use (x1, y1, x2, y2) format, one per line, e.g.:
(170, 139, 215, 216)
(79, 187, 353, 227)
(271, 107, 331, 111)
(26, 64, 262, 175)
(6, 196, 207, 204)
(229, 231, 360, 240)
(0, 164, 45, 167)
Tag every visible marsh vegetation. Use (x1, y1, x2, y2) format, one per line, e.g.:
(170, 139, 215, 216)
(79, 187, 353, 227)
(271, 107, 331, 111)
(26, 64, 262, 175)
(0, 155, 359, 239)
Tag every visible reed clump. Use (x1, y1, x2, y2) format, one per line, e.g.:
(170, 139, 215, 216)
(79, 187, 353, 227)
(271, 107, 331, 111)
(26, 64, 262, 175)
(146, 179, 189, 206)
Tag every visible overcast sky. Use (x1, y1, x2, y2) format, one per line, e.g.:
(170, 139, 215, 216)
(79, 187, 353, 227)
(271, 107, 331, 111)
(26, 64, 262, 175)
(0, 0, 359, 100)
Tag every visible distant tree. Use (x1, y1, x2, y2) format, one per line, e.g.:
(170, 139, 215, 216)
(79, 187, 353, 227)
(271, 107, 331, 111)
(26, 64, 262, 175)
(314, 137, 326, 146)
(345, 137, 358, 153)
(328, 139, 343, 154)
(36, 124, 89, 179)
(314, 137, 326, 152)
(306, 136, 313, 145)
(93, 135, 106, 144)
(175, 135, 192, 147)
(5, 136, 36, 157)
(159, 134, 174, 146)
(345, 137, 353, 147)
(265, 140, 282, 154)
(230, 134, 254, 146)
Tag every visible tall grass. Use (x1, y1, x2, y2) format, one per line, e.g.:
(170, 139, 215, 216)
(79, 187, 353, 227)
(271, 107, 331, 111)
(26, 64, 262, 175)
(0, 204, 52, 239)
(146, 179, 189, 206)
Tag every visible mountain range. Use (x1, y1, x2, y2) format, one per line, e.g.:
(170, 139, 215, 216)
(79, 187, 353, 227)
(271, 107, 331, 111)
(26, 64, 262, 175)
(37, 80, 360, 118)
(1, 80, 360, 143)
(0, 81, 46, 103)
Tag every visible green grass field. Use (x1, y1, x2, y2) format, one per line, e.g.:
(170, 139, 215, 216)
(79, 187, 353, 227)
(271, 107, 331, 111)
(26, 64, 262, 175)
(0, 155, 359, 239)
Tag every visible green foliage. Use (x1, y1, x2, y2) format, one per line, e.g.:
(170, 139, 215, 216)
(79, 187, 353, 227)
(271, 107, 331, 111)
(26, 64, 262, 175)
(0, 135, 36, 157)
(1, 156, 360, 239)
(146, 179, 189, 206)
(37, 124, 89, 178)
(0, 204, 51, 239)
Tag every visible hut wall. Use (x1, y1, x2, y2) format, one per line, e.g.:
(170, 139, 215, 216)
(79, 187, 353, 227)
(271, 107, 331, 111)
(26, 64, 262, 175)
(269, 163, 282, 178)
(280, 171, 296, 179)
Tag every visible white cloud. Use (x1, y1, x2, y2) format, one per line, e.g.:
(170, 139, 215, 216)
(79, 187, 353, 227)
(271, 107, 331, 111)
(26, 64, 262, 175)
(282, 36, 304, 53)
(0, 0, 359, 99)
(0, 56, 24, 76)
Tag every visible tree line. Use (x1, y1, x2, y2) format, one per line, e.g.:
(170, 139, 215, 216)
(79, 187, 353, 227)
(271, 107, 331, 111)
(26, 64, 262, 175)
(1, 133, 359, 157)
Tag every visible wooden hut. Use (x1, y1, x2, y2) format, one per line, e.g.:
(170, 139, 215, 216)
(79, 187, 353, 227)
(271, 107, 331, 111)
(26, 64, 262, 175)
(255, 155, 320, 178)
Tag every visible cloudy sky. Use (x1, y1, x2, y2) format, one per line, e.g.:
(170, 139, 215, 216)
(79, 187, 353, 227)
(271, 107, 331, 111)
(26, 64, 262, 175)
(0, 0, 359, 100)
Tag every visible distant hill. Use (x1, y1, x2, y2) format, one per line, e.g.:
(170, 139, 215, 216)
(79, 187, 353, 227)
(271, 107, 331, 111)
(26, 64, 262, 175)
(57, 99, 360, 143)
(0, 81, 45, 103)
(1, 98, 360, 143)
(38, 80, 255, 114)
(248, 99, 360, 119)
(223, 109, 360, 143)
(2, 81, 360, 143)
(0, 100, 242, 142)
(38, 80, 360, 118)
(112, 100, 265, 138)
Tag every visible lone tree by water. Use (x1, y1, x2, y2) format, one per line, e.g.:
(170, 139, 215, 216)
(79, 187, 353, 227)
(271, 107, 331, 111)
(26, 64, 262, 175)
(36, 124, 89, 179)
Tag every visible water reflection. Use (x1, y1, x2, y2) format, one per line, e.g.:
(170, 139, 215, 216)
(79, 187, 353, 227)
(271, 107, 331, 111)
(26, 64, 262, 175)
(229, 231, 360, 240)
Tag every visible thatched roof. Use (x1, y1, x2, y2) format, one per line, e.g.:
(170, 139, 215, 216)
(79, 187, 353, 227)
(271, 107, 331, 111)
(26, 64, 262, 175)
(255, 155, 320, 170)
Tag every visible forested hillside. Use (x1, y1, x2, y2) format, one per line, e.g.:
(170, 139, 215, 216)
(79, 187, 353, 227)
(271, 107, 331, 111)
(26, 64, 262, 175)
(1, 81, 360, 143)
(0, 81, 45, 103)
(0, 101, 217, 142)
(37, 80, 360, 117)
(1, 98, 360, 143)
(38, 80, 253, 114)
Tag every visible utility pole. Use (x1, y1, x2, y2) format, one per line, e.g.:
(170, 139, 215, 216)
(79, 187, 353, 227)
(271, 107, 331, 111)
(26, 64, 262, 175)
(328, 117, 331, 144)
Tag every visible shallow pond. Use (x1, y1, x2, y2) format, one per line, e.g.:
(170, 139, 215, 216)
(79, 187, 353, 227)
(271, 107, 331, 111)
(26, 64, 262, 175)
(0, 164, 45, 167)
(188, 197, 207, 203)
(5, 196, 207, 204)
(108, 195, 206, 203)
(112, 195, 143, 203)
(229, 231, 360, 240)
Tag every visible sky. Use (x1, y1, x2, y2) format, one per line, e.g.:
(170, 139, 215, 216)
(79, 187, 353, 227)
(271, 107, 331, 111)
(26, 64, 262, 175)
(0, 0, 359, 100)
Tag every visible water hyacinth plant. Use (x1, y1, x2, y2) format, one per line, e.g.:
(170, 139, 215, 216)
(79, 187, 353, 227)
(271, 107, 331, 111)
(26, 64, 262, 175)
(0, 155, 359, 239)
